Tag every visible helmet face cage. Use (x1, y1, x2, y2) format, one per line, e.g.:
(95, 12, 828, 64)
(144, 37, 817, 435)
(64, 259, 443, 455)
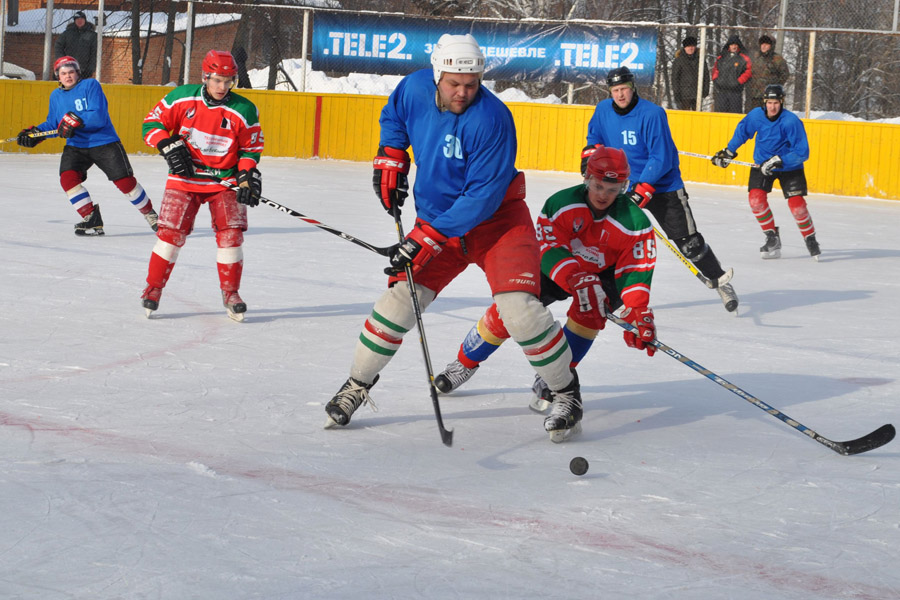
(431, 34, 485, 84)
(201, 50, 238, 86)
(54, 55, 81, 78)
(585, 146, 631, 186)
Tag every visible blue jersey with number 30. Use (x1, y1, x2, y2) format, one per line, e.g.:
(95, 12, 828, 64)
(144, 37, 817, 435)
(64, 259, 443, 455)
(36, 78, 120, 148)
(379, 69, 519, 239)
(586, 97, 683, 193)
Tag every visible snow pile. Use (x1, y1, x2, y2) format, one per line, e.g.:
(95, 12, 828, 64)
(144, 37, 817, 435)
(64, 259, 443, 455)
(247, 57, 564, 104)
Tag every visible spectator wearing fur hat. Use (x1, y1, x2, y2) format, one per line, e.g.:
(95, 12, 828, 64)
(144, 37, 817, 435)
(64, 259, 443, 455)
(746, 34, 790, 111)
(671, 36, 710, 111)
(711, 35, 752, 113)
(55, 11, 97, 79)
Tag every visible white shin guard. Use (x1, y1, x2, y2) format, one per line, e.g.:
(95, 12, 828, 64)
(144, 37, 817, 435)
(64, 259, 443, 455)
(494, 291, 573, 390)
(351, 282, 436, 384)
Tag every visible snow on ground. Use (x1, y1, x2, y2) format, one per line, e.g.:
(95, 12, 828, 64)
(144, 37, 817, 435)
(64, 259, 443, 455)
(1, 155, 899, 599)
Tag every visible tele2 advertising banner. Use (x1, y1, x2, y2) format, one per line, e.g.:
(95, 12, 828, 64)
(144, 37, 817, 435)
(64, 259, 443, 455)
(312, 13, 657, 85)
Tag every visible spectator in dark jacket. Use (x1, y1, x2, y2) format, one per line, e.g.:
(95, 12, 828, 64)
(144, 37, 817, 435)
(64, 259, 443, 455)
(746, 34, 790, 110)
(711, 35, 752, 113)
(55, 11, 97, 79)
(671, 36, 710, 111)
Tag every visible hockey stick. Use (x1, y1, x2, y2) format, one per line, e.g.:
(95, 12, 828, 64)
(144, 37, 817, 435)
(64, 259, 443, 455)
(201, 174, 393, 256)
(391, 204, 453, 447)
(651, 225, 731, 290)
(2, 129, 59, 144)
(678, 150, 758, 168)
(609, 313, 895, 455)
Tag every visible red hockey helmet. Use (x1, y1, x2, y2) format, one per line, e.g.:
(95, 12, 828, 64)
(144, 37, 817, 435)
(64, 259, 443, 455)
(585, 145, 630, 183)
(54, 55, 81, 78)
(201, 50, 238, 79)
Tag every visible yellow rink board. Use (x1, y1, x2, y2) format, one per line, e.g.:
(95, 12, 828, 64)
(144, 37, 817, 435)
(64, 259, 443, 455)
(2, 80, 898, 201)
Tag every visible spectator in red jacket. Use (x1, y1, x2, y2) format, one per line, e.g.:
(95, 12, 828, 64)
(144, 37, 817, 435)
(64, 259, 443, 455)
(712, 35, 752, 113)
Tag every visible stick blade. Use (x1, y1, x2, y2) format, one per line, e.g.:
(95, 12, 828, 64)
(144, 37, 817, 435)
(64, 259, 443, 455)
(834, 424, 895, 456)
(440, 427, 454, 447)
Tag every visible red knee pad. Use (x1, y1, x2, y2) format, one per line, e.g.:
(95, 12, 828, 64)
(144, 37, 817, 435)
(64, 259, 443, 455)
(215, 228, 244, 248)
(748, 188, 769, 212)
(787, 195, 809, 220)
(113, 176, 138, 194)
(156, 227, 187, 247)
(482, 303, 511, 340)
(60, 170, 86, 192)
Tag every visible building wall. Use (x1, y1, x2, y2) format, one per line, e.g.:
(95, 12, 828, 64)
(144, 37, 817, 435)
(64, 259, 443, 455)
(2, 79, 899, 200)
(4, 22, 238, 85)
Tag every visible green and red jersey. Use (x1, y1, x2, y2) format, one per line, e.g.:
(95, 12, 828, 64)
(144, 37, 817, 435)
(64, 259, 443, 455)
(143, 85, 263, 192)
(537, 185, 656, 310)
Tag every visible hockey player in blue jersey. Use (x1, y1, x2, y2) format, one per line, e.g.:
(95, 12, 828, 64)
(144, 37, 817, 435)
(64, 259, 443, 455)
(325, 33, 583, 442)
(712, 84, 821, 260)
(583, 67, 739, 313)
(16, 56, 156, 236)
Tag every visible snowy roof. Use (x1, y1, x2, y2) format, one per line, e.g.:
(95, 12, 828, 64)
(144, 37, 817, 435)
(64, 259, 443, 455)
(4, 9, 240, 37)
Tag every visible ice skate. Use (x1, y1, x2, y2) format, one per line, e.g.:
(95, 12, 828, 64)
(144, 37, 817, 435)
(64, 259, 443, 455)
(716, 282, 739, 314)
(759, 227, 781, 259)
(74, 205, 104, 236)
(324, 375, 379, 428)
(529, 374, 553, 413)
(544, 371, 583, 443)
(434, 359, 479, 394)
(144, 209, 159, 232)
(141, 286, 162, 318)
(804, 233, 821, 261)
(222, 290, 247, 322)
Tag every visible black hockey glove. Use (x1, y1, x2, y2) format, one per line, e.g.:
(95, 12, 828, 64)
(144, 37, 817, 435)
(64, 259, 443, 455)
(17, 126, 43, 148)
(760, 155, 783, 177)
(157, 135, 195, 178)
(58, 112, 84, 139)
(711, 148, 736, 168)
(236, 168, 262, 207)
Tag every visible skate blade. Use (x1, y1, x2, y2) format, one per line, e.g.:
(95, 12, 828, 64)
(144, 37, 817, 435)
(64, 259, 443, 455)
(323, 415, 345, 429)
(74, 228, 105, 236)
(144, 308, 155, 318)
(760, 250, 781, 259)
(529, 396, 551, 413)
(226, 309, 245, 322)
(549, 422, 582, 443)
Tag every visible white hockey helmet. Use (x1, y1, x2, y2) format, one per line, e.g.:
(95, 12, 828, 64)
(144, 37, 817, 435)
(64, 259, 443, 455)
(431, 33, 485, 84)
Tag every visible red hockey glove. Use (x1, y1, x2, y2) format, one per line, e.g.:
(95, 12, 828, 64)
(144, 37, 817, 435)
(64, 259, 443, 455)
(372, 146, 410, 214)
(387, 222, 447, 276)
(621, 307, 656, 357)
(17, 126, 44, 148)
(627, 182, 656, 208)
(566, 271, 608, 330)
(580, 144, 601, 176)
(58, 112, 84, 139)
(236, 168, 262, 207)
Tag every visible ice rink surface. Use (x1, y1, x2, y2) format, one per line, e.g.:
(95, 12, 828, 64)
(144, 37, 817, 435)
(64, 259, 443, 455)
(1, 154, 898, 599)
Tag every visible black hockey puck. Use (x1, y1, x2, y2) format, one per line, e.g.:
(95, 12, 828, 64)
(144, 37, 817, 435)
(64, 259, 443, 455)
(569, 456, 589, 476)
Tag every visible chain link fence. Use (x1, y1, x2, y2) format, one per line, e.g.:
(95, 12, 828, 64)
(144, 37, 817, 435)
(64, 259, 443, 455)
(2, 0, 899, 119)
